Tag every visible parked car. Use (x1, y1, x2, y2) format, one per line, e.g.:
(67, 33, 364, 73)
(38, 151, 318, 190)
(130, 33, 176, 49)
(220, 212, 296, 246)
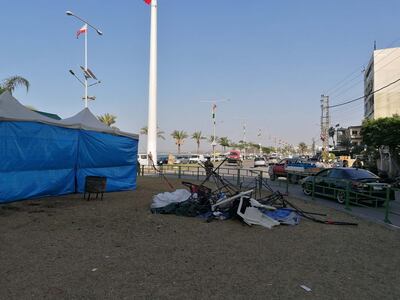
(227, 150, 242, 165)
(265, 156, 279, 165)
(254, 157, 267, 167)
(189, 154, 206, 164)
(137, 154, 149, 166)
(301, 168, 394, 205)
(175, 155, 190, 164)
(157, 155, 169, 166)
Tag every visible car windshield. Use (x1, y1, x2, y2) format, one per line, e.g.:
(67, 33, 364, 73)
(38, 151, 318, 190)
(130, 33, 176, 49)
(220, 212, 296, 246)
(190, 155, 198, 158)
(344, 168, 378, 180)
(255, 157, 264, 161)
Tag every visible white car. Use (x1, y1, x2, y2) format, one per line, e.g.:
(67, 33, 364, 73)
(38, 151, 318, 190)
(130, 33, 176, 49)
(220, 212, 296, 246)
(254, 157, 267, 167)
(189, 154, 206, 164)
(137, 154, 149, 166)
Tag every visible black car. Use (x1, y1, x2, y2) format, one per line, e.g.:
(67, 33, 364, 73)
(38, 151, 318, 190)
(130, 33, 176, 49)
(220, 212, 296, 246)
(301, 168, 393, 205)
(157, 156, 169, 166)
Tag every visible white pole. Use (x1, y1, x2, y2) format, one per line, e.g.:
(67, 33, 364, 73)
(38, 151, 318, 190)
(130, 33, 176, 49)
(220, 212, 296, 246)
(84, 23, 88, 108)
(147, 0, 158, 163)
(213, 104, 216, 160)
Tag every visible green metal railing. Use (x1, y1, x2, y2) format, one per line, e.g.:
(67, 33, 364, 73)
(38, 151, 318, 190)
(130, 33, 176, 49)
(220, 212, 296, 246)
(138, 164, 399, 225)
(293, 172, 399, 224)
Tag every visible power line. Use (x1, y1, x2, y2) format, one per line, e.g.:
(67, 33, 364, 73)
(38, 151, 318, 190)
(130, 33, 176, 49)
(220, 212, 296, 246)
(325, 38, 400, 96)
(328, 77, 400, 108)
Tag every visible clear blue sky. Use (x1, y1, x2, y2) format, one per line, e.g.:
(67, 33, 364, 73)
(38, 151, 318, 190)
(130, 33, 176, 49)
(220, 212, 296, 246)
(2, 0, 400, 153)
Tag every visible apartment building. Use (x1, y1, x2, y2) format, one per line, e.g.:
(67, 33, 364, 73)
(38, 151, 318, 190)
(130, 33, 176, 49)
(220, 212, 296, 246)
(364, 47, 400, 119)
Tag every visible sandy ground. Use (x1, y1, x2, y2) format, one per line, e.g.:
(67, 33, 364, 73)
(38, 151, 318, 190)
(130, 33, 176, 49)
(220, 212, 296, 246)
(1, 177, 400, 299)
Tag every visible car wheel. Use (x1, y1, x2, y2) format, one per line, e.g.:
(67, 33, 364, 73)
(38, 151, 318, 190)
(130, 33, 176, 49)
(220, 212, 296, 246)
(302, 183, 312, 196)
(336, 190, 346, 204)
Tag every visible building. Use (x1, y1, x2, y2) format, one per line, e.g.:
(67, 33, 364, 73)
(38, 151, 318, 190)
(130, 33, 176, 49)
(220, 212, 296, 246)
(364, 47, 400, 120)
(335, 125, 362, 150)
(348, 125, 362, 146)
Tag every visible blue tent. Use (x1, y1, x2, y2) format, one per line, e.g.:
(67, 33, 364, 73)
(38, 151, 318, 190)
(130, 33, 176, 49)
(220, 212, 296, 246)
(0, 92, 139, 203)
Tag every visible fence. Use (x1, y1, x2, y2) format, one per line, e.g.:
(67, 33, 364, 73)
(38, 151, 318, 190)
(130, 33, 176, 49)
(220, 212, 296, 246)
(293, 172, 400, 225)
(138, 164, 399, 225)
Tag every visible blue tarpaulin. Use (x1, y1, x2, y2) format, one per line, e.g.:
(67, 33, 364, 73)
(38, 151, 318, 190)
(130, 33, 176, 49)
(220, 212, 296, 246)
(0, 91, 139, 204)
(76, 130, 138, 192)
(0, 121, 78, 202)
(0, 122, 138, 203)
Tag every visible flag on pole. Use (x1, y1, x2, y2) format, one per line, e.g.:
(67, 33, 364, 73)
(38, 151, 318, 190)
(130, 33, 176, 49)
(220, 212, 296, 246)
(144, 0, 152, 4)
(76, 24, 87, 39)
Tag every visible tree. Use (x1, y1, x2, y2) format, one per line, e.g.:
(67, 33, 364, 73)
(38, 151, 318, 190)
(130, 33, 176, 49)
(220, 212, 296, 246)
(191, 131, 206, 154)
(237, 140, 248, 150)
(218, 137, 230, 152)
(97, 113, 117, 127)
(1, 76, 30, 94)
(171, 130, 188, 154)
(298, 142, 308, 155)
(361, 115, 400, 176)
(140, 126, 165, 140)
(338, 132, 353, 154)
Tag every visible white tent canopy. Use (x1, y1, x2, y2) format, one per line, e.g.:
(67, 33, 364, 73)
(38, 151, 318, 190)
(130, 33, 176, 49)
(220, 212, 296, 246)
(0, 91, 138, 139)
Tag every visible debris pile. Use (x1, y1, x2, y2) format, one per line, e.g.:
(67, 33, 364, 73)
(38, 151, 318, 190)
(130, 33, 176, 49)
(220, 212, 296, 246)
(150, 159, 358, 228)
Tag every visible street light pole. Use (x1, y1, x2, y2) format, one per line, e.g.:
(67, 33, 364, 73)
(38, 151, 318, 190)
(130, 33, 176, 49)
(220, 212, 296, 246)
(200, 98, 230, 160)
(66, 11, 102, 108)
(84, 23, 88, 107)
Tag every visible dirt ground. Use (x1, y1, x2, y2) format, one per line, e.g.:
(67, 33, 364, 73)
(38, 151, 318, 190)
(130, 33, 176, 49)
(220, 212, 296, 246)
(1, 177, 399, 299)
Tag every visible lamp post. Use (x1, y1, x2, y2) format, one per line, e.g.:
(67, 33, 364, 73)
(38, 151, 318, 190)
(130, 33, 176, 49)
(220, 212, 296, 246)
(66, 10, 102, 108)
(200, 99, 230, 161)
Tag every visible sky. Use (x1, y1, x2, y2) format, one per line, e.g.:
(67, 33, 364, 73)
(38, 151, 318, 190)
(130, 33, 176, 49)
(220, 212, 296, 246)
(2, 0, 400, 154)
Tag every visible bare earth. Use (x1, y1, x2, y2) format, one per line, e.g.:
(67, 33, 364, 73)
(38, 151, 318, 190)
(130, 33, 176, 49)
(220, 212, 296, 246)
(1, 177, 399, 299)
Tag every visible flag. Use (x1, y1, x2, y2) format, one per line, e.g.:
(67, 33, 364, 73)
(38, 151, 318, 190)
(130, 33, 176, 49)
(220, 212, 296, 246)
(76, 24, 87, 39)
(144, 0, 152, 4)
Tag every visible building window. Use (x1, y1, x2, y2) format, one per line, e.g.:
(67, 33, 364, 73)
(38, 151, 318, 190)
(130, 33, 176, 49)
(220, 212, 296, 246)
(352, 130, 358, 135)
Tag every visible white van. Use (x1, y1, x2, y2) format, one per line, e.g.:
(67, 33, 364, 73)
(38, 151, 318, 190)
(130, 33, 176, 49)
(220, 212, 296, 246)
(137, 154, 149, 166)
(188, 154, 206, 164)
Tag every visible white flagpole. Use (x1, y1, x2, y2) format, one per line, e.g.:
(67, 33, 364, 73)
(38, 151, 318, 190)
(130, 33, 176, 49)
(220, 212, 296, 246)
(147, 0, 158, 163)
(84, 23, 88, 108)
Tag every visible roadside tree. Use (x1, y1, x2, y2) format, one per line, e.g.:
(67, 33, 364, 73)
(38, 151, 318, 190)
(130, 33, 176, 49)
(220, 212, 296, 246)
(98, 113, 117, 127)
(1, 75, 30, 94)
(140, 126, 165, 140)
(361, 115, 400, 177)
(171, 130, 188, 154)
(192, 131, 206, 154)
(218, 137, 230, 152)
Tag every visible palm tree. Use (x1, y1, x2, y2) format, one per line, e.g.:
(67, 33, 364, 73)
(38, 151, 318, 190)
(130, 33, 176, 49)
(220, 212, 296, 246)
(97, 113, 117, 126)
(1, 76, 30, 94)
(298, 142, 308, 155)
(192, 131, 206, 154)
(218, 137, 230, 152)
(140, 126, 165, 140)
(171, 130, 188, 154)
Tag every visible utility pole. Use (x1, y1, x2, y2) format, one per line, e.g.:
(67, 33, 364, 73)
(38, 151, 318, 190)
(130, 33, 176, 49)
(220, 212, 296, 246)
(311, 138, 316, 156)
(320, 95, 330, 160)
